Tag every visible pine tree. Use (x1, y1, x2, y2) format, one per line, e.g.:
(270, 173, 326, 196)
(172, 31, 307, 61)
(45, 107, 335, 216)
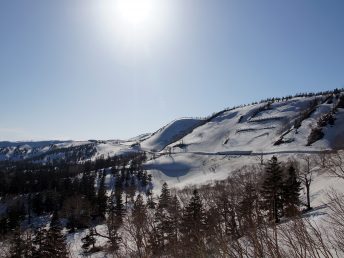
(158, 182, 171, 209)
(215, 188, 239, 239)
(41, 211, 68, 258)
(282, 165, 301, 217)
(141, 171, 148, 187)
(114, 182, 125, 225)
(32, 193, 44, 216)
(96, 171, 107, 219)
(32, 227, 47, 257)
(106, 187, 124, 252)
(238, 181, 260, 230)
(146, 189, 156, 209)
(147, 222, 161, 257)
(166, 195, 181, 255)
(80, 172, 96, 204)
(22, 231, 36, 258)
(132, 194, 147, 228)
(9, 229, 25, 258)
(149, 183, 172, 255)
(103, 176, 126, 252)
(180, 189, 206, 256)
(260, 156, 284, 223)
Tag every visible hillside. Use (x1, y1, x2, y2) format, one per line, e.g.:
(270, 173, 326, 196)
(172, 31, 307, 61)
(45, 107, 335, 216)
(1, 91, 343, 193)
(144, 92, 344, 191)
(1, 90, 344, 257)
(1, 91, 343, 164)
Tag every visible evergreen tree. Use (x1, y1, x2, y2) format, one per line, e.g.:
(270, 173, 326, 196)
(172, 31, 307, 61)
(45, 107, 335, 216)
(219, 193, 239, 239)
(41, 211, 68, 258)
(80, 172, 96, 204)
(106, 182, 124, 252)
(260, 156, 284, 223)
(166, 195, 181, 255)
(147, 222, 161, 257)
(141, 171, 148, 187)
(7, 201, 25, 230)
(158, 182, 171, 209)
(149, 183, 172, 255)
(32, 227, 47, 258)
(180, 189, 207, 256)
(0, 216, 9, 236)
(96, 171, 107, 219)
(32, 193, 44, 216)
(283, 165, 301, 217)
(114, 182, 125, 225)
(238, 181, 260, 231)
(146, 189, 156, 209)
(9, 229, 25, 258)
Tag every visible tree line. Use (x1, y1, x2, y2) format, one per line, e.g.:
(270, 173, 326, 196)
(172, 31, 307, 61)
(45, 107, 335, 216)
(2, 152, 344, 257)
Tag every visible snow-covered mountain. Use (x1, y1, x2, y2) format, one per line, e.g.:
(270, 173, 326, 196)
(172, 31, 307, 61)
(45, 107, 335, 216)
(1, 92, 343, 163)
(0, 140, 138, 162)
(2, 90, 344, 258)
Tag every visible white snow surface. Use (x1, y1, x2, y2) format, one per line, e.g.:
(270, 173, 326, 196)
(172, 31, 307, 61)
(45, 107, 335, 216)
(140, 117, 205, 152)
(166, 97, 335, 153)
(2, 95, 343, 162)
(2, 93, 344, 257)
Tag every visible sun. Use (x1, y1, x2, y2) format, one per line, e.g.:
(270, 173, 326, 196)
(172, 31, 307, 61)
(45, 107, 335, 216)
(94, 0, 163, 34)
(91, 0, 171, 59)
(116, 0, 154, 26)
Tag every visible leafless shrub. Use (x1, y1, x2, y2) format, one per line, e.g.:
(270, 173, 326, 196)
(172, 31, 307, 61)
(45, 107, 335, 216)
(326, 189, 344, 254)
(324, 151, 344, 180)
(279, 217, 335, 258)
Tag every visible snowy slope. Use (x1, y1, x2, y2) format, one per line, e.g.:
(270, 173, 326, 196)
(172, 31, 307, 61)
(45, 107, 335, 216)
(166, 97, 325, 153)
(2, 91, 344, 258)
(0, 140, 137, 162)
(1, 93, 343, 164)
(142, 93, 344, 193)
(140, 118, 205, 152)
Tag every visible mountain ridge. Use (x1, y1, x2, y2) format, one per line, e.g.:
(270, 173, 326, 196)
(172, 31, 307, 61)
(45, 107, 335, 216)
(1, 89, 343, 162)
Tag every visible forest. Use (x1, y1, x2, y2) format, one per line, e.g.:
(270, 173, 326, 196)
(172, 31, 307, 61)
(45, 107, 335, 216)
(1, 150, 344, 257)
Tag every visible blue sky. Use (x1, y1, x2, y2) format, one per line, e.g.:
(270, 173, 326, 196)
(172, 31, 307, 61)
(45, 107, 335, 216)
(1, 0, 344, 141)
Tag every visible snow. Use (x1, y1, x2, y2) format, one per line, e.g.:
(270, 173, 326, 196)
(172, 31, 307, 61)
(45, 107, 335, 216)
(315, 108, 344, 149)
(67, 225, 109, 258)
(0, 140, 138, 162)
(146, 152, 261, 193)
(1, 93, 344, 257)
(125, 133, 151, 142)
(93, 142, 138, 160)
(0, 140, 64, 148)
(141, 118, 205, 152)
(2, 95, 342, 162)
(164, 99, 305, 153)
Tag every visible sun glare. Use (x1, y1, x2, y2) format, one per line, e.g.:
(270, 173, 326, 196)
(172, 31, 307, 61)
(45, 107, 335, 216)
(116, 0, 154, 26)
(92, 0, 171, 60)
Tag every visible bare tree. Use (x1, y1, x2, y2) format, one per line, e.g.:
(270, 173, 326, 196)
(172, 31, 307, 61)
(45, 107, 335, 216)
(299, 155, 314, 211)
(279, 217, 335, 258)
(324, 151, 344, 180)
(326, 189, 344, 254)
(254, 150, 265, 166)
(316, 149, 330, 168)
(123, 195, 150, 258)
